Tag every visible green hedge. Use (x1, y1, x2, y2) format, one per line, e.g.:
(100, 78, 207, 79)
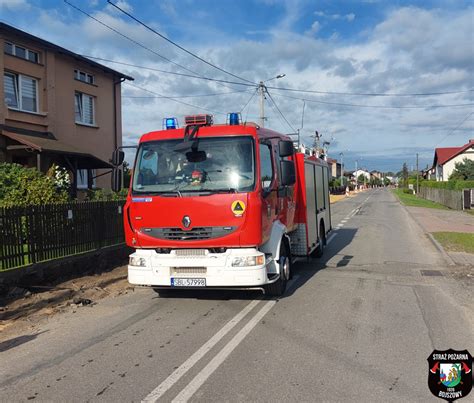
(420, 180, 474, 190)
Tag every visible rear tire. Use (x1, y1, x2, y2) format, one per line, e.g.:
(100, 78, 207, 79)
(313, 223, 326, 258)
(264, 241, 290, 297)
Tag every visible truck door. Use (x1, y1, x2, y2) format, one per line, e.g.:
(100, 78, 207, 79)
(259, 143, 277, 244)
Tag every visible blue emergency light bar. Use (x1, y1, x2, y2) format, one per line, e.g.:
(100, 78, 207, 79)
(227, 112, 241, 125)
(163, 117, 178, 130)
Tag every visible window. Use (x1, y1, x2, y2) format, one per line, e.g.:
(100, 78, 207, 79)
(76, 169, 96, 189)
(74, 69, 95, 84)
(259, 143, 274, 191)
(4, 42, 39, 63)
(4, 72, 38, 113)
(75, 92, 95, 125)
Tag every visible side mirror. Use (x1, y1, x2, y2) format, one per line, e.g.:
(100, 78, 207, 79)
(279, 140, 294, 157)
(112, 168, 123, 192)
(280, 160, 296, 186)
(112, 149, 125, 166)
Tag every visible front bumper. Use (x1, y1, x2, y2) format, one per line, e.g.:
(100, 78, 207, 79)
(128, 248, 269, 287)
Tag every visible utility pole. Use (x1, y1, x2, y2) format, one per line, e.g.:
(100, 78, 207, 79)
(416, 153, 419, 194)
(339, 152, 344, 186)
(259, 81, 265, 128)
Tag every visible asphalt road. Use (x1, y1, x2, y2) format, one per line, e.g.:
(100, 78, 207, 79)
(1, 189, 473, 402)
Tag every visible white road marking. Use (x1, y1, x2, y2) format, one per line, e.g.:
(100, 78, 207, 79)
(172, 300, 277, 403)
(142, 299, 261, 402)
(326, 233, 337, 245)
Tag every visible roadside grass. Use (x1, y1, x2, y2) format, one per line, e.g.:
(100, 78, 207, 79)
(465, 209, 474, 216)
(330, 194, 346, 204)
(432, 232, 474, 254)
(391, 189, 449, 210)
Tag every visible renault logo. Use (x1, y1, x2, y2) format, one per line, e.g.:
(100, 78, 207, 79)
(182, 215, 191, 228)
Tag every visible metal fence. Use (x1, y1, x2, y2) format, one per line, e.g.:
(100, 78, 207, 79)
(0, 201, 125, 271)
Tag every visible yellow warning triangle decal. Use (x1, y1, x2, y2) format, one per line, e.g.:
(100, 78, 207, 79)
(234, 202, 243, 211)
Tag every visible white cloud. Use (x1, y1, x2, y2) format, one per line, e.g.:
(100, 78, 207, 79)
(314, 10, 356, 22)
(0, 0, 29, 11)
(305, 21, 321, 36)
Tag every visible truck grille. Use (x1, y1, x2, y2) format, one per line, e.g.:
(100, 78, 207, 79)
(141, 226, 236, 241)
(171, 267, 207, 275)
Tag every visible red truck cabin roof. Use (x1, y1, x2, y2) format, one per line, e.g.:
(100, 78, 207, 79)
(138, 124, 292, 143)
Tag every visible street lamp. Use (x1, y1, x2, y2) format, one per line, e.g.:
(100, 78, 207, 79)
(258, 73, 286, 127)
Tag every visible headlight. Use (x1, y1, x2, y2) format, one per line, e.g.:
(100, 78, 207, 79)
(232, 255, 265, 267)
(129, 256, 147, 267)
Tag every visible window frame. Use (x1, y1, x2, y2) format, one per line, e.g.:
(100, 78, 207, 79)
(4, 41, 39, 63)
(74, 91, 96, 126)
(259, 142, 275, 196)
(74, 69, 95, 85)
(4, 71, 39, 113)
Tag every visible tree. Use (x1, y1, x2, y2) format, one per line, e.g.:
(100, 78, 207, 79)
(448, 158, 474, 181)
(123, 161, 132, 188)
(357, 174, 366, 184)
(0, 163, 69, 207)
(402, 163, 409, 188)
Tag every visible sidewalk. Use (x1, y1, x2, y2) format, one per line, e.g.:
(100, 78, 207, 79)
(407, 206, 474, 266)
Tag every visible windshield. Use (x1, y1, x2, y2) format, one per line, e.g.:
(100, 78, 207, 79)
(132, 136, 255, 194)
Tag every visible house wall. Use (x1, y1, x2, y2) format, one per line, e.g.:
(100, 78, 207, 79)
(0, 33, 123, 189)
(441, 146, 474, 181)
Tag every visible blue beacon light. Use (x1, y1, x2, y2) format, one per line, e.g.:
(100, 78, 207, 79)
(228, 112, 240, 125)
(163, 117, 178, 130)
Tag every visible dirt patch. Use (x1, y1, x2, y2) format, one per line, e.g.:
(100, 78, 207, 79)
(0, 265, 134, 342)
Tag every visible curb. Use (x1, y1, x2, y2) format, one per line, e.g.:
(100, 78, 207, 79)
(392, 192, 456, 267)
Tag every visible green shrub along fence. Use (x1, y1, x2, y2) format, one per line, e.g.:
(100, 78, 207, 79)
(0, 201, 125, 271)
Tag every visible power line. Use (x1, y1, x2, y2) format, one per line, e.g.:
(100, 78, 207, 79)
(273, 92, 474, 109)
(64, 1, 201, 78)
(125, 82, 227, 115)
(240, 88, 258, 114)
(266, 84, 474, 97)
(434, 111, 474, 147)
(123, 89, 250, 99)
(80, 55, 256, 87)
(266, 90, 297, 133)
(107, 0, 255, 85)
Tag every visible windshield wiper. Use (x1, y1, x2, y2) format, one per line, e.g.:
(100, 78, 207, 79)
(132, 190, 182, 197)
(199, 188, 239, 194)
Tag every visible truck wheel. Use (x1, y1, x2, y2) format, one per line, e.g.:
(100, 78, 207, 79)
(264, 242, 290, 297)
(313, 223, 326, 258)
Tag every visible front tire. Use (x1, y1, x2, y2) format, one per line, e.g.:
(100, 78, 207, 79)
(264, 241, 290, 297)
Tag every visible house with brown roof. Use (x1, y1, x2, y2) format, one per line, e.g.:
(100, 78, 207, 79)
(432, 139, 474, 181)
(0, 22, 133, 192)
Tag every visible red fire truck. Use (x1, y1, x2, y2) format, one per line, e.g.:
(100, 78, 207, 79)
(112, 113, 331, 296)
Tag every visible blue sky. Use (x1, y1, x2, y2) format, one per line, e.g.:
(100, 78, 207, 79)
(2, 0, 473, 172)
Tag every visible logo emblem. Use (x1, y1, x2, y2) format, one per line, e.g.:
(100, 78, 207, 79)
(231, 200, 246, 217)
(428, 349, 472, 402)
(182, 215, 191, 228)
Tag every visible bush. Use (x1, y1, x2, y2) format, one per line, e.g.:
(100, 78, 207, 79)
(85, 188, 128, 201)
(402, 188, 414, 194)
(420, 180, 474, 191)
(0, 163, 69, 208)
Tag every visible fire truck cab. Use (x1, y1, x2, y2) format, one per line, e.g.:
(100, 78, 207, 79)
(112, 114, 331, 296)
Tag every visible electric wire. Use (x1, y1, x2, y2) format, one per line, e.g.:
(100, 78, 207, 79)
(266, 84, 474, 97)
(107, 0, 255, 85)
(266, 90, 297, 133)
(434, 111, 474, 147)
(64, 1, 246, 92)
(239, 88, 258, 113)
(123, 89, 251, 99)
(80, 55, 256, 88)
(272, 92, 474, 109)
(125, 82, 227, 115)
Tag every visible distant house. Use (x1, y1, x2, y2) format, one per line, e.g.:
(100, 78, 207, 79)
(0, 22, 133, 192)
(327, 157, 342, 180)
(370, 170, 382, 180)
(432, 139, 474, 181)
(353, 169, 371, 181)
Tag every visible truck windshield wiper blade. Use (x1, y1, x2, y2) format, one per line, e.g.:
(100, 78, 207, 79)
(132, 190, 182, 197)
(200, 188, 239, 194)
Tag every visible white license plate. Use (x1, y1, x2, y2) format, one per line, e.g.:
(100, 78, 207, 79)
(171, 278, 206, 287)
